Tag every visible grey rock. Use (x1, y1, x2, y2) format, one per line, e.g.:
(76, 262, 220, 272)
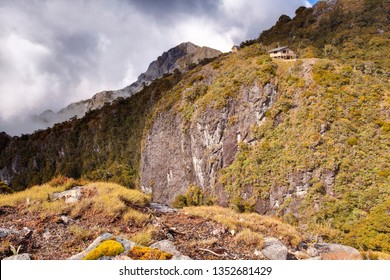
(42, 230, 51, 240)
(314, 243, 362, 260)
(68, 233, 135, 260)
(0, 228, 19, 238)
(211, 226, 227, 236)
(116, 237, 135, 253)
(50, 186, 83, 204)
(140, 82, 278, 205)
(150, 240, 192, 260)
(307, 247, 319, 257)
(4, 253, 31, 260)
(150, 203, 177, 213)
(60, 215, 69, 224)
(261, 238, 288, 260)
(68, 233, 113, 260)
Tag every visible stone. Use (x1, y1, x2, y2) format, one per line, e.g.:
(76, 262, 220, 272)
(0, 228, 19, 238)
(4, 253, 31, 260)
(42, 230, 51, 240)
(50, 186, 83, 204)
(60, 215, 69, 224)
(68, 233, 113, 260)
(254, 249, 264, 258)
(307, 247, 319, 257)
(150, 203, 177, 213)
(314, 243, 362, 260)
(150, 240, 192, 260)
(115, 236, 135, 253)
(68, 233, 135, 260)
(261, 238, 288, 260)
(211, 226, 226, 236)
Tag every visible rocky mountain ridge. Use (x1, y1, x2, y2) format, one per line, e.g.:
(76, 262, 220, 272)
(33, 42, 221, 129)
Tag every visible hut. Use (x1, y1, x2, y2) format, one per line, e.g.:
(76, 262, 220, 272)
(268, 46, 296, 59)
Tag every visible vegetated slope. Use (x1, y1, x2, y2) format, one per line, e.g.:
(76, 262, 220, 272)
(0, 72, 183, 190)
(0, 0, 389, 253)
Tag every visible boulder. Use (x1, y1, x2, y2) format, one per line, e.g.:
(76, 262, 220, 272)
(261, 238, 288, 260)
(4, 253, 31, 260)
(150, 240, 192, 260)
(50, 186, 83, 203)
(68, 233, 135, 260)
(150, 203, 177, 213)
(314, 243, 362, 260)
(0, 228, 19, 238)
(306, 247, 319, 257)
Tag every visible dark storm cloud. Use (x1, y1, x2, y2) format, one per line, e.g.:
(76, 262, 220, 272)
(0, 0, 311, 135)
(129, 0, 220, 18)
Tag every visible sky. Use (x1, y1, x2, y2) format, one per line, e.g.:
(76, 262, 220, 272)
(0, 0, 315, 135)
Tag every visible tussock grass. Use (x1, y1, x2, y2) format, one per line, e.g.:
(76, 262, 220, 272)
(0, 181, 151, 222)
(234, 229, 264, 249)
(0, 184, 68, 207)
(130, 225, 156, 246)
(362, 251, 390, 260)
(69, 225, 94, 243)
(123, 208, 150, 225)
(184, 206, 302, 247)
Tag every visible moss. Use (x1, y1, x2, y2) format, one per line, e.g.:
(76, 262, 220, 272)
(127, 246, 173, 260)
(83, 240, 124, 260)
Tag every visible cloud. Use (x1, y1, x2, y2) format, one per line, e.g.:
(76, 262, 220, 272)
(0, 0, 311, 135)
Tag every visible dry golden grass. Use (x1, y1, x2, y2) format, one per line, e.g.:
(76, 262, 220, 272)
(183, 206, 302, 247)
(362, 251, 390, 260)
(321, 251, 362, 260)
(0, 183, 68, 207)
(68, 225, 94, 243)
(122, 208, 150, 225)
(130, 225, 156, 246)
(0, 181, 151, 222)
(234, 229, 264, 249)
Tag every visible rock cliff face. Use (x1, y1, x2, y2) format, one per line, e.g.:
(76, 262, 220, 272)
(34, 42, 221, 129)
(141, 81, 277, 205)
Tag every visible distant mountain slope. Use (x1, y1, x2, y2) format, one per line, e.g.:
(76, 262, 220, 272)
(33, 42, 221, 129)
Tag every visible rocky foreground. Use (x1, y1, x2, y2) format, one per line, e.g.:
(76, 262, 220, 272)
(0, 183, 366, 260)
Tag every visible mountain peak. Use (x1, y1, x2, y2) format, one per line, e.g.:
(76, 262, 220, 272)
(34, 42, 221, 130)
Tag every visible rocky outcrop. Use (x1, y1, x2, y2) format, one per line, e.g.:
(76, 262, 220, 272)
(140, 82, 277, 205)
(314, 243, 362, 260)
(260, 238, 288, 260)
(49, 186, 83, 204)
(68, 234, 190, 260)
(68, 233, 135, 260)
(33, 42, 221, 130)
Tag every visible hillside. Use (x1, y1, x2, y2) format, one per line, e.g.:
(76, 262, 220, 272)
(0, 0, 389, 256)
